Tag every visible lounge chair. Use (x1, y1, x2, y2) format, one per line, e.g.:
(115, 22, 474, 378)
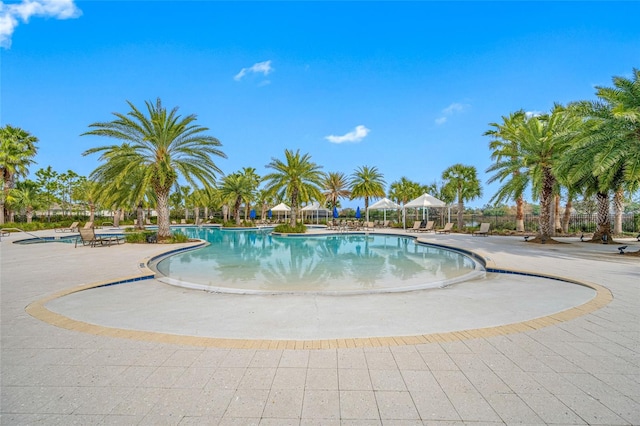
(408, 221, 421, 232)
(473, 222, 491, 236)
(436, 222, 454, 234)
(82, 221, 94, 229)
(418, 220, 435, 232)
(55, 221, 79, 233)
(75, 227, 124, 248)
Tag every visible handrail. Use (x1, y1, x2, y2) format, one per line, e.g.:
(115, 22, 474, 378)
(0, 227, 46, 241)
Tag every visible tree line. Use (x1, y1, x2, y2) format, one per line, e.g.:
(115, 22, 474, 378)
(1, 68, 638, 242)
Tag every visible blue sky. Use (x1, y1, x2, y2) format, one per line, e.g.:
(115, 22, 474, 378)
(2, 1, 639, 209)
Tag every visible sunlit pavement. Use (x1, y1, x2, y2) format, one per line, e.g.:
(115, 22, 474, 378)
(1, 227, 639, 425)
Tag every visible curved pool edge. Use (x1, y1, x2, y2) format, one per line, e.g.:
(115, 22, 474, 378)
(24, 238, 613, 349)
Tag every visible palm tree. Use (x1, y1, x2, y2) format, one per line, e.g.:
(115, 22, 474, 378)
(7, 180, 42, 223)
(323, 172, 351, 209)
(262, 149, 324, 227)
(82, 98, 225, 239)
(441, 164, 482, 230)
(240, 167, 261, 220)
(219, 172, 254, 226)
(388, 177, 423, 222)
(485, 110, 529, 232)
(349, 165, 386, 221)
(0, 125, 38, 223)
(562, 69, 640, 240)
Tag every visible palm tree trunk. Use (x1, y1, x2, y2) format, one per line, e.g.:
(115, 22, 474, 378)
(290, 189, 299, 227)
(590, 191, 611, 243)
(613, 188, 623, 235)
(156, 191, 172, 238)
(89, 203, 95, 223)
(26, 206, 33, 223)
(562, 197, 572, 234)
(113, 209, 121, 227)
(456, 191, 464, 230)
(222, 205, 229, 222)
(537, 167, 554, 240)
(235, 197, 242, 226)
(554, 194, 562, 234)
(136, 203, 145, 230)
(515, 196, 524, 232)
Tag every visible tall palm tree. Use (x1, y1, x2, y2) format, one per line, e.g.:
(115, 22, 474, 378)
(262, 149, 324, 227)
(219, 172, 254, 226)
(0, 125, 38, 223)
(485, 110, 529, 232)
(442, 164, 482, 230)
(323, 172, 351, 209)
(515, 105, 580, 240)
(349, 165, 386, 221)
(82, 99, 225, 238)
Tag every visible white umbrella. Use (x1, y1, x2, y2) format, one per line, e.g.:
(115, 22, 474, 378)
(403, 193, 446, 227)
(368, 198, 401, 223)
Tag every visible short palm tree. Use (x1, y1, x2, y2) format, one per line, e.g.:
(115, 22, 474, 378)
(441, 164, 482, 230)
(219, 172, 254, 226)
(349, 166, 386, 220)
(0, 125, 38, 223)
(323, 172, 351, 209)
(263, 149, 324, 227)
(82, 99, 225, 238)
(7, 180, 42, 223)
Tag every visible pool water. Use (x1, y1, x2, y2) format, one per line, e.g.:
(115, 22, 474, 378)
(154, 228, 483, 294)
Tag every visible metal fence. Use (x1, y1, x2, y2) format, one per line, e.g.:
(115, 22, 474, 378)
(463, 213, 639, 233)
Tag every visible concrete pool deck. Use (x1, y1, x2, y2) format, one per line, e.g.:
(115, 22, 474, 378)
(1, 227, 639, 424)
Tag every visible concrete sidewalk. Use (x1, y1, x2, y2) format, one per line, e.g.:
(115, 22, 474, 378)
(1, 228, 639, 424)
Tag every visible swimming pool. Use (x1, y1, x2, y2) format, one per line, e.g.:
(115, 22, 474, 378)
(153, 228, 484, 294)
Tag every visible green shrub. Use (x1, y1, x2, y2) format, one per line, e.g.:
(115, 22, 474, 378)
(124, 231, 156, 243)
(274, 223, 307, 234)
(169, 232, 190, 243)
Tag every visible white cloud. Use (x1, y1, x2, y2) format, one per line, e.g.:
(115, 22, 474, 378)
(325, 125, 370, 144)
(435, 102, 469, 125)
(0, 0, 82, 49)
(234, 60, 273, 81)
(525, 110, 543, 118)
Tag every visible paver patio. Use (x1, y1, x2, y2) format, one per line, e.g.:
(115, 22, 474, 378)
(1, 228, 638, 425)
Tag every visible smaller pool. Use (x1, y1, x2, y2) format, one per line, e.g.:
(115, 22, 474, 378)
(14, 236, 79, 244)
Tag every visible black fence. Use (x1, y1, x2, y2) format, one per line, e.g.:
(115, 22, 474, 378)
(462, 213, 639, 234)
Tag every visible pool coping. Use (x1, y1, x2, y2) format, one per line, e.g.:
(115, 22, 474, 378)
(25, 235, 613, 350)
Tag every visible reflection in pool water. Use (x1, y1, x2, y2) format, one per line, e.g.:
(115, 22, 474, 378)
(154, 228, 483, 294)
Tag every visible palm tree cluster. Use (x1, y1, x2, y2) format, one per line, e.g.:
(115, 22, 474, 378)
(4, 68, 637, 239)
(485, 68, 640, 242)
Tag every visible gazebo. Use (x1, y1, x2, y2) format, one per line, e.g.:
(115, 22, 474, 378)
(367, 198, 401, 224)
(270, 202, 291, 221)
(403, 193, 446, 229)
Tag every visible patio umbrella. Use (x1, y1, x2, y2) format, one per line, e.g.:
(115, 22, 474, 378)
(333, 206, 339, 219)
(249, 209, 256, 220)
(267, 210, 272, 219)
(355, 206, 361, 219)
